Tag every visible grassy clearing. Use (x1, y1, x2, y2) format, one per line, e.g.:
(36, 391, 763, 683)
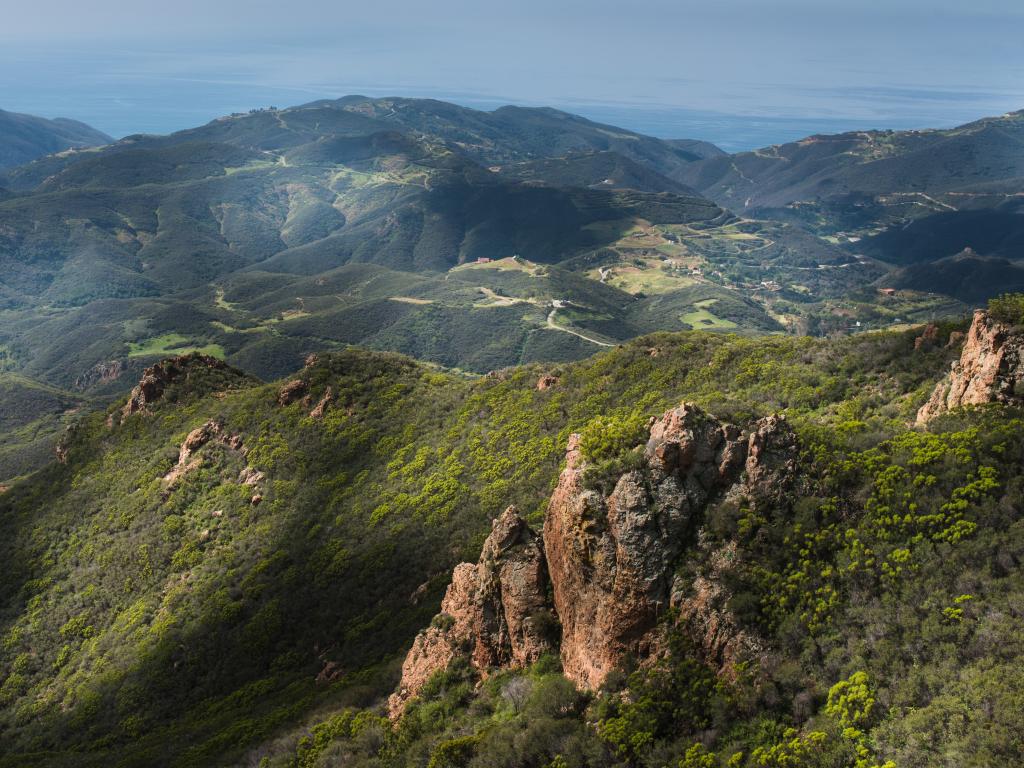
(590, 254, 698, 296)
(224, 159, 279, 176)
(127, 333, 226, 359)
(452, 256, 541, 275)
(472, 287, 538, 308)
(680, 299, 737, 330)
(214, 288, 241, 311)
(210, 321, 265, 335)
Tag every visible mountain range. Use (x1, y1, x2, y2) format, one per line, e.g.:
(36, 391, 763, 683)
(0, 98, 1019, 484)
(677, 110, 1024, 300)
(2, 94, 1024, 767)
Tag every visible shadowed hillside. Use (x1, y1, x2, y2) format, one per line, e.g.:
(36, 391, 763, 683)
(0, 108, 112, 170)
(7, 314, 1024, 766)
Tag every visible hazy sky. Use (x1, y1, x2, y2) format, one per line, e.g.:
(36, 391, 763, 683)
(2, 0, 1022, 149)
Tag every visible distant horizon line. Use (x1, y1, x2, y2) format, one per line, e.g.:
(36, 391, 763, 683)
(5, 92, 1021, 153)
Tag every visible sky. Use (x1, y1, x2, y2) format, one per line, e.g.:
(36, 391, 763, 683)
(2, 0, 1023, 150)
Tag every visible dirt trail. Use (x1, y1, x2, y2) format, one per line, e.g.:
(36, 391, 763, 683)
(546, 309, 615, 347)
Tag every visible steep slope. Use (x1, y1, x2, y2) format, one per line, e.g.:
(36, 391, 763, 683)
(6, 314, 1024, 767)
(0, 108, 111, 169)
(494, 150, 699, 194)
(0, 318, 976, 766)
(0, 373, 88, 482)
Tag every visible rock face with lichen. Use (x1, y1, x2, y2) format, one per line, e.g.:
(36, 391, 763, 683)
(389, 403, 798, 713)
(917, 310, 1024, 425)
(670, 541, 763, 681)
(387, 506, 553, 718)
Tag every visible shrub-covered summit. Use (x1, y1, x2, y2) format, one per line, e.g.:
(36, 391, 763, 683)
(5, 321, 1024, 768)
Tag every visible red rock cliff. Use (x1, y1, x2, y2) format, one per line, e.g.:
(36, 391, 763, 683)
(387, 506, 552, 718)
(917, 310, 1024, 425)
(389, 403, 797, 713)
(542, 404, 794, 690)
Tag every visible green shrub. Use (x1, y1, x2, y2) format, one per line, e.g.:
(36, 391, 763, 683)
(988, 293, 1024, 325)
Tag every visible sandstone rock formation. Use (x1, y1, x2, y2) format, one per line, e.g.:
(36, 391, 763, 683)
(117, 354, 231, 422)
(54, 431, 72, 464)
(914, 323, 940, 350)
(389, 402, 798, 714)
(388, 506, 553, 718)
(743, 414, 799, 502)
(671, 541, 762, 681)
(309, 387, 334, 419)
(544, 403, 754, 690)
(537, 374, 559, 391)
(917, 310, 1024, 425)
(163, 419, 248, 488)
(277, 379, 308, 406)
(74, 359, 124, 390)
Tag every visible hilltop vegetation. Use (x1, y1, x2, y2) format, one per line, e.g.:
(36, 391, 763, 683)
(6, 315, 1016, 766)
(0, 97, 1017, 483)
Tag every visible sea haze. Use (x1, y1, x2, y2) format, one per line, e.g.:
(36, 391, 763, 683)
(3, 40, 1022, 151)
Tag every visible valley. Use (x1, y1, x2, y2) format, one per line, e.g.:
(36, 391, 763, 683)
(1, 99, 1016, 486)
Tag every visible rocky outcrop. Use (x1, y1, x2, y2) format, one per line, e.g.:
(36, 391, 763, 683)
(309, 387, 334, 419)
(74, 359, 124, 390)
(389, 402, 798, 714)
(388, 506, 553, 718)
(544, 404, 755, 690)
(473, 506, 553, 670)
(743, 414, 799, 502)
(238, 466, 265, 486)
(917, 310, 1024, 425)
(277, 379, 308, 406)
(537, 375, 559, 391)
(914, 323, 940, 351)
(117, 354, 232, 422)
(163, 419, 247, 487)
(671, 541, 762, 681)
